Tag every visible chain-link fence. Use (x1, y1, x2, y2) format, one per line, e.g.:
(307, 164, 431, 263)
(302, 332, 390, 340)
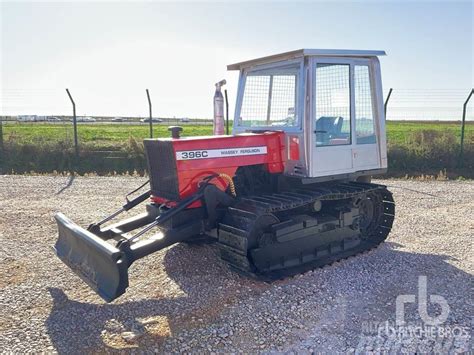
(0, 88, 472, 175)
(383, 89, 473, 120)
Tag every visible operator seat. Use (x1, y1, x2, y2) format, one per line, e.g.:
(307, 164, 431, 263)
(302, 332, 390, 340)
(316, 116, 343, 145)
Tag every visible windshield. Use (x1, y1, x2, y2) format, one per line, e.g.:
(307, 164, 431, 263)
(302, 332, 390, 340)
(238, 64, 299, 128)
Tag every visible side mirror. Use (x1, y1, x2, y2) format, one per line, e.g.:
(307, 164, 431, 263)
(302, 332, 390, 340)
(168, 126, 183, 139)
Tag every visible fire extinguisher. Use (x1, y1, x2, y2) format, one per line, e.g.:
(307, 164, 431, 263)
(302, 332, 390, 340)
(213, 79, 226, 135)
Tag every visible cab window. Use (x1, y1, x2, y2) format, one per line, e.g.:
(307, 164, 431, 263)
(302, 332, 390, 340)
(354, 65, 376, 144)
(315, 64, 351, 146)
(239, 64, 299, 127)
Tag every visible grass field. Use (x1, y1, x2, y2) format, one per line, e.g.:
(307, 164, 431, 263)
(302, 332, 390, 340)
(386, 120, 473, 144)
(2, 123, 214, 149)
(1, 121, 473, 177)
(2, 121, 473, 148)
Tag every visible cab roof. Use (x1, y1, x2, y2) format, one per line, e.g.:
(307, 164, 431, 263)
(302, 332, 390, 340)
(227, 48, 386, 70)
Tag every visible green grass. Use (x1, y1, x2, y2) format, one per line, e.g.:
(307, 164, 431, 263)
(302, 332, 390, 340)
(2, 123, 214, 149)
(1, 121, 473, 177)
(386, 121, 473, 145)
(3, 121, 472, 148)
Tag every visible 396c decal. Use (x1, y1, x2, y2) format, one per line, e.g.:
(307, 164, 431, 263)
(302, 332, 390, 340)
(176, 146, 267, 161)
(178, 150, 209, 160)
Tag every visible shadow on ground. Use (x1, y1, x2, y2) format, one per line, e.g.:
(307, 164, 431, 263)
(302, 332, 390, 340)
(55, 175, 75, 195)
(45, 242, 473, 353)
(45, 243, 245, 352)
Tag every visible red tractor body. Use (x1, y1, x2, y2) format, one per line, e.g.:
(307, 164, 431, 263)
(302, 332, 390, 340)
(146, 132, 285, 206)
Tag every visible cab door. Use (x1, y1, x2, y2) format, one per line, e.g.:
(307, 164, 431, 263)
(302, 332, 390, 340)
(351, 60, 380, 170)
(309, 58, 380, 177)
(310, 58, 354, 176)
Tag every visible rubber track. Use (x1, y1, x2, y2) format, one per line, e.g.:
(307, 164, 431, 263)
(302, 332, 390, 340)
(217, 181, 395, 279)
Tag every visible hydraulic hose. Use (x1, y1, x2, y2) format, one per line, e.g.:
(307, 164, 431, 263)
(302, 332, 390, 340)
(218, 173, 236, 196)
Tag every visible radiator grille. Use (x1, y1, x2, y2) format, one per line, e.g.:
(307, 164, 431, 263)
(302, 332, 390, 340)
(144, 140, 179, 201)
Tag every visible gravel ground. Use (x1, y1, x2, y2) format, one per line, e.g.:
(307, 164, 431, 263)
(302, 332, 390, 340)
(0, 175, 472, 353)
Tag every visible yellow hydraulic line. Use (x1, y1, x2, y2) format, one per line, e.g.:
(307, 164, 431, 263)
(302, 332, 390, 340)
(218, 173, 237, 197)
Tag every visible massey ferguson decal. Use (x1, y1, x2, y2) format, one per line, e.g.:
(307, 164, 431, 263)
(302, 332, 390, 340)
(176, 146, 268, 160)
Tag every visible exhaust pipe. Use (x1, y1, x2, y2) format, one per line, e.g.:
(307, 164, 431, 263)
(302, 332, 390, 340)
(213, 79, 226, 135)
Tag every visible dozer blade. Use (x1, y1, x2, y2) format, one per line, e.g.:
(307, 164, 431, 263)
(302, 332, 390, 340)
(53, 213, 129, 302)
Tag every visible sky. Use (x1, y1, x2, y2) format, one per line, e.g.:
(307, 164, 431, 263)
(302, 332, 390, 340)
(0, 0, 473, 118)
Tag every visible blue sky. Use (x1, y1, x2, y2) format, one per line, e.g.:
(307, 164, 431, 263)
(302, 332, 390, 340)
(1, 1, 472, 118)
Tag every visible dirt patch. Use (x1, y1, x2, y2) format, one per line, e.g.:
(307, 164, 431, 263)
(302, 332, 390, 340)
(0, 258, 29, 288)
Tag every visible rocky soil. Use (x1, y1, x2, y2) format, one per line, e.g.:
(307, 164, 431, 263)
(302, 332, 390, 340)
(0, 175, 472, 353)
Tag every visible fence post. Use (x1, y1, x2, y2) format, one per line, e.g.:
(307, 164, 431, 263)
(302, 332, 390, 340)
(66, 89, 79, 157)
(0, 116, 3, 152)
(0, 116, 4, 173)
(224, 89, 230, 135)
(384, 88, 393, 118)
(459, 88, 474, 167)
(146, 89, 153, 138)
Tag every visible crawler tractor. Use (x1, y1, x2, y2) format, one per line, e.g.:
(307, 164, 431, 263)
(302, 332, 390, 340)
(54, 49, 395, 302)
